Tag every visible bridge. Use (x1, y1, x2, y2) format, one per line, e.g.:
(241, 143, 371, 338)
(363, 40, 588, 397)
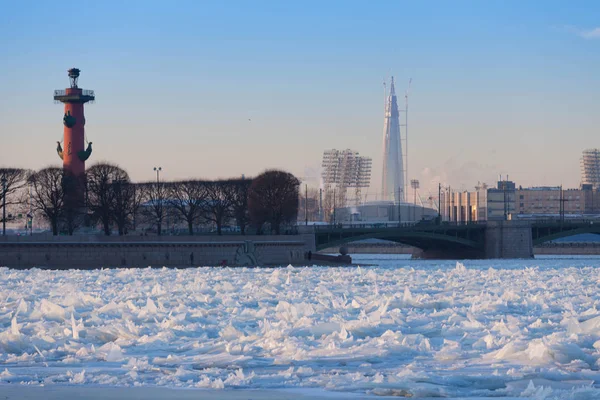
(314, 220, 600, 259)
(531, 220, 600, 245)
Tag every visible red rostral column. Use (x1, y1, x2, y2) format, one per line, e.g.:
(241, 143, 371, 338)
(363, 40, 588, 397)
(54, 68, 94, 177)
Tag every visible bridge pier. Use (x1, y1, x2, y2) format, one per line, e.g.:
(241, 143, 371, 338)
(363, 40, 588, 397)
(412, 221, 533, 259)
(484, 221, 533, 259)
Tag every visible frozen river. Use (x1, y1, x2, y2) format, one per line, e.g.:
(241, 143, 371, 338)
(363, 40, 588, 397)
(1, 255, 600, 398)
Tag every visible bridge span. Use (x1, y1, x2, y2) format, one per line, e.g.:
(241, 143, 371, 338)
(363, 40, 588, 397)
(314, 220, 600, 259)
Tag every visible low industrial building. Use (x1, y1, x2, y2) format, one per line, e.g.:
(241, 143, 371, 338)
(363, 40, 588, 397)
(441, 180, 600, 222)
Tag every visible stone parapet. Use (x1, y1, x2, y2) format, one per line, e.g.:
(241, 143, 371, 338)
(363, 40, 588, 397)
(0, 234, 316, 269)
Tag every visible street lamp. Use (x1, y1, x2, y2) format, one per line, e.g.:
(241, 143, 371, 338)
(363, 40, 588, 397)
(438, 183, 442, 224)
(411, 179, 420, 222)
(397, 187, 403, 226)
(153, 167, 162, 184)
(153, 167, 163, 235)
(1, 175, 6, 236)
(305, 184, 308, 226)
(333, 187, 336, 225)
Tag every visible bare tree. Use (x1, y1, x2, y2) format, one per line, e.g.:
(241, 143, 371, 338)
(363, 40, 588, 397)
(248, 170, 300, 234)
(112, 180, 141, 235)
(0, 168, 28, 225)
(86, 163, 129, 235)
(168, 180, 206, 235)
(202, 180, 236, 235)
(230, 178, 252, 235)
(29, 167, 67, 235)
(139, 181, 167, 235)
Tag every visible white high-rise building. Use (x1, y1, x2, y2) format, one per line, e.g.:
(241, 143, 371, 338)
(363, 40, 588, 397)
(581, 148, 600, 189)
(381, 77, 405, 203)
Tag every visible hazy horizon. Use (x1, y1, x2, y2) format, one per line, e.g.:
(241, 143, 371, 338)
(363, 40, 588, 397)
(2, 1, 599, 197)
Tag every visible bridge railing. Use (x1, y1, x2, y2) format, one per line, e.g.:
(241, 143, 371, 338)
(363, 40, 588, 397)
(312, 220, 486, 231)
(538, 241, 600, 248)
(531, 219, 597, 226)
(313, 219, 598, 232)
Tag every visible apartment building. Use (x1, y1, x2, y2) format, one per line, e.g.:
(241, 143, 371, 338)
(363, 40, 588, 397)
(440, 181, 598, 222)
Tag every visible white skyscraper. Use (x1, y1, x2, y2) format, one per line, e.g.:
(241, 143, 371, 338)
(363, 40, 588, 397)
(381, 77, 405, 203)
(581, 148, 600, 189)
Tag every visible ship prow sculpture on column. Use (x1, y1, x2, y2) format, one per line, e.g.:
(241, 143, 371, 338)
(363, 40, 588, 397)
(54, 68, 95, 205)
(54, 68, 95, 172)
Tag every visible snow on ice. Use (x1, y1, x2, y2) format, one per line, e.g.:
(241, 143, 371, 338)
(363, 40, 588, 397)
(1, 256, 600, 398)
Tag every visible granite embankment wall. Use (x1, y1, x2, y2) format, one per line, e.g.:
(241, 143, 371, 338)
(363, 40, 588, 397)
(325, 242, 600, 257)
(0, 234, 316, 269)
(534, 243, 600, 255)
(321, 243, 414, 254)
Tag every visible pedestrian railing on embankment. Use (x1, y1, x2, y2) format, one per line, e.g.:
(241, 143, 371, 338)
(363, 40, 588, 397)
(537, 242, 600, 248)
(534, 242, 600, 255)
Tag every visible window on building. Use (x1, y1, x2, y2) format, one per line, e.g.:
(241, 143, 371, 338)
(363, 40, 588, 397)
(520, 203, 524, 207)
(520, 195, 524, 199)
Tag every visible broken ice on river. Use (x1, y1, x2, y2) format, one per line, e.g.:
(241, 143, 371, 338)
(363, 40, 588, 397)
(1, 255, 600, 398)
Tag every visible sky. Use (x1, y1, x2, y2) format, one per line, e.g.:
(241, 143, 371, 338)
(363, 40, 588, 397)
(1, 0, 599, 199)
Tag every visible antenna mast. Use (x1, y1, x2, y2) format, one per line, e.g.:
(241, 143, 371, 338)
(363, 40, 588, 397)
(404, 78, 412, 202)
(381, 79, 387, 200)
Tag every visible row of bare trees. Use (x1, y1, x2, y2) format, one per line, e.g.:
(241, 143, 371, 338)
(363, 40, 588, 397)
(139, 177, 252, 236)
(0, 164, 300, 236)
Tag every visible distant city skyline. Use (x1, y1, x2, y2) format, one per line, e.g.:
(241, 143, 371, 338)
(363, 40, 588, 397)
(1, 1, 599, 195)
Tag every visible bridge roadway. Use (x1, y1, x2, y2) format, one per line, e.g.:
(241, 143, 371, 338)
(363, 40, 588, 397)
(314, 220, 600, 259)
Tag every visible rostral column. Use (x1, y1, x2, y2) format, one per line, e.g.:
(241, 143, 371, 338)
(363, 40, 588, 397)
(54, 68, 94, 178)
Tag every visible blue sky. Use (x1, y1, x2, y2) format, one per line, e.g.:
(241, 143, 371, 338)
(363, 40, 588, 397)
(1, 0, 599, 197)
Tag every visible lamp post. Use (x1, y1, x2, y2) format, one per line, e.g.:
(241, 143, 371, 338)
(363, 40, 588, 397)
(1, 175, 6, 236)
(411, 179, 420, 222)
(397, 187, 402, 226)
(27, 180, 32, 236)
(319, 188, 323, 222)
(153, 167, 162, 184)
(438, 183, 442, 224)
(333, 187, 336, 225)
(447, 186, 451, 222)
(113, 179, 125, 235)
(559, 185, 565, 223)
(502, 177, 507, 221)
(153, 167, 162, 235)
(132, 183, 138, 232)
(305, 184, 308, 226)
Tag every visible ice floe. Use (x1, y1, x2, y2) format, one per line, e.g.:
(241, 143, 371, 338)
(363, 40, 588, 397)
(0, 256, 599, 397)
